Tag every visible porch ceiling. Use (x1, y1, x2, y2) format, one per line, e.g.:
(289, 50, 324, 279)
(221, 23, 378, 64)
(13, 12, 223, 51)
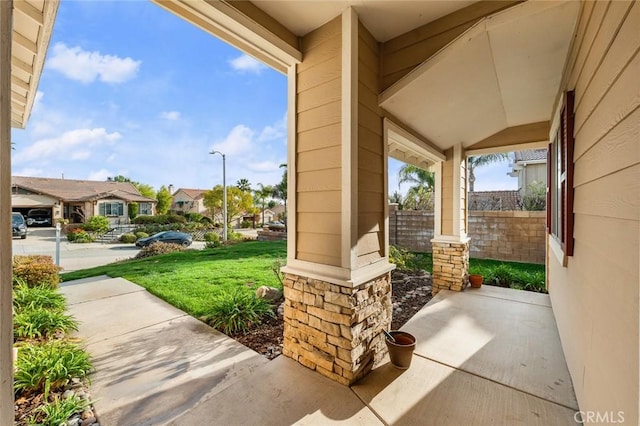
(11, 0, 59, 129)
(379, 1, 580, 152)
(253, 0, 475, 41)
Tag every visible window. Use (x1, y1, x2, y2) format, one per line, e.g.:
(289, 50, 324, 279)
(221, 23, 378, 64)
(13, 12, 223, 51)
(99, 202, 124, 217)
(547, 90, 575, 256)
(139, 202, 152, 215)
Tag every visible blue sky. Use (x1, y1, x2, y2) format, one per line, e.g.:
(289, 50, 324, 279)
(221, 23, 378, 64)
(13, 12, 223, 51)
(11, 1, 515, 195)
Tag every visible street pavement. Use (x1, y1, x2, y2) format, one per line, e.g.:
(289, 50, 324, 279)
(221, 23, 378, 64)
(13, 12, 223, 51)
(11, 227, 207, 272)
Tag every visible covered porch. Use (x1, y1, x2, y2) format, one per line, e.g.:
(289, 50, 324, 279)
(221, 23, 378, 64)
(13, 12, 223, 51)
(60, 276, 577, 425)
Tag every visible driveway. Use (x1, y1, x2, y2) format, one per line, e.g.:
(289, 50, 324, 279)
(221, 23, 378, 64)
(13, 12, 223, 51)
(11, 228, 205, 272)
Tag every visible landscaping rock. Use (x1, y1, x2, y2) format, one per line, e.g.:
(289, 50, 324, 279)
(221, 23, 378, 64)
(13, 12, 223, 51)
(255, 286, 281, 302)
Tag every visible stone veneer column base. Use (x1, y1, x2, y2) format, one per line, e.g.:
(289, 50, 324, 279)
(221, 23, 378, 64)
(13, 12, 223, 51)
(431, 239, 470, 293)
(282, 272, 392, 385)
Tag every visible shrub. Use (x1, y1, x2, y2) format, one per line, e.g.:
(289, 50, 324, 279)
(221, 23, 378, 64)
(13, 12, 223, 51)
(485, 264, 515, 287)
(13, 283, 66, 312)
(82, 215, 110, 234)
(521, 181, 546, 211)
(135, 242, 186, 259)
(201, 289, 275, 335)
(14, 307, 78, 340)
(200, 216, 213, 224)
(66, 229, 94, 243)
(166, 214, 187, 224)
(29, 394, 91, 426)
(389, 245, 416, 271)
(227, 230, 244, 242)
(14, 340, 92, 399)
(119, 233, 137, 244)
(185, 213, 203, 223)
(12, 256, 60, 289)
(204, 232, 220, 242)
(135, 231, 149, 240)
(132, 215, 156, 225)
(240, 220, 253, 228)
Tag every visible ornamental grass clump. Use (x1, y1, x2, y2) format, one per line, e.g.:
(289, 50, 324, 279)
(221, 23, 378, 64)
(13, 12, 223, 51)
(28, 394, 91, 426)
(13, 282, 66, 312)
(14, 340, 93, 399)
(13, 307, 78, 341)
(202, 289, 275, 335)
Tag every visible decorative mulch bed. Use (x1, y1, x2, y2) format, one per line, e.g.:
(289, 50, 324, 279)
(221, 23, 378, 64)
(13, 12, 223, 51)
(235, 269, 432, 359)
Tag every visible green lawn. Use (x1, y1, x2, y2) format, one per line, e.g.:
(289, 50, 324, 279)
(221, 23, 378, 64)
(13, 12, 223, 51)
(405, 251, 546, 293)
(61, 241, 287, 317)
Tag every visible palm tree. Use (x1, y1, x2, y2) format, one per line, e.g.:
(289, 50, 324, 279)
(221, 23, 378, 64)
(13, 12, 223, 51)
(272, 164, 287, 227)
(236, 178, 251, 193)
(467, 153, 508, 192)
(398, 164, 435, 210)
(255, 183, 274, 225)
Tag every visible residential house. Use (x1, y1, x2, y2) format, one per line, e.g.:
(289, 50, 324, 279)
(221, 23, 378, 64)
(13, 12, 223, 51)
(508, 148, 548, 197)
(171, 188, 208, 216)
(11, 176, 156, 224)
(1, 1, 637, 424)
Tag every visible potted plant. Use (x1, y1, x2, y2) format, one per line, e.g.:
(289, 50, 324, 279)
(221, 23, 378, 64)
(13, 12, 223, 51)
(469, 274, 483, 288)
(384, 330, 416, 369)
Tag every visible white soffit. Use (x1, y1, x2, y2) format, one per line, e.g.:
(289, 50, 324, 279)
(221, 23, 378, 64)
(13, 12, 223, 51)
(254, 0, 474, 41)
(379, 0, 580, 151)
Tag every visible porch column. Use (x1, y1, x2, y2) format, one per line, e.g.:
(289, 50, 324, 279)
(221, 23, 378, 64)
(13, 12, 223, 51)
(281, 8, 394, 385)
(431, 143, 470, 293)
(0, 1, 13, 423)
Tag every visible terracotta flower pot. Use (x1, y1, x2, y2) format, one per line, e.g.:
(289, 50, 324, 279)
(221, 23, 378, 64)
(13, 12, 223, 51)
(469, 274, 483, 288)
(385, 331, 416, 369)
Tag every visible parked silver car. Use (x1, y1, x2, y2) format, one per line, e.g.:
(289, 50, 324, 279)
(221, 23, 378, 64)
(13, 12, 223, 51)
(12, 212, 27, 239)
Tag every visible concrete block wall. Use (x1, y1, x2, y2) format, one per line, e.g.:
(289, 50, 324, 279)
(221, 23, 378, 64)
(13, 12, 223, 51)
(389, 207, 545, 264)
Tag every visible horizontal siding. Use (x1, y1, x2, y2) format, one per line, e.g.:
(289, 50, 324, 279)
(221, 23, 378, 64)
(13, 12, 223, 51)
(295, 17, 343, 267)
(573, 107, 639, 186)
(297, 124, 341, 153)
(297, 145, 341, 172)
(548, 1, 639, 423)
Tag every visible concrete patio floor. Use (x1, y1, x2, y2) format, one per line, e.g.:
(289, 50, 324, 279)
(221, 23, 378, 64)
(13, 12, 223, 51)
(61, 277, 578, 425)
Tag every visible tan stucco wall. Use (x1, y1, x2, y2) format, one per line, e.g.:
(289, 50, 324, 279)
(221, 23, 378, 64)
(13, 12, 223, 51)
(356, 22, 385, 267)
(380, 1, 521, 90)
(296, 17, 343, 266)
(548, 1, 638, 422)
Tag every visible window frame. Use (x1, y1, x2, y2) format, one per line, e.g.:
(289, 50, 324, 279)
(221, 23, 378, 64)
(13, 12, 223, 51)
(99, 201, 124, 217)
(548, 90, 575, 259)
(138, 202, 152, 215)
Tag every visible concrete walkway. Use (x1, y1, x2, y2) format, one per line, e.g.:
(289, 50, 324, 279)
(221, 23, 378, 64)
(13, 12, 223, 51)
(61, 278, 578, 425)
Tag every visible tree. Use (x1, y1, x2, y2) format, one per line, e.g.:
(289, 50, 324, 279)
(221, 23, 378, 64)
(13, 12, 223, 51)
(398, 164, 435, 210)
(236, 178, 252, 193)
(254, 183, 274, 225)
(203, 185, 254, 226)
(272, 164, 288, 226)
(467, 153, 508, 192)
(156, 185, 173, 215)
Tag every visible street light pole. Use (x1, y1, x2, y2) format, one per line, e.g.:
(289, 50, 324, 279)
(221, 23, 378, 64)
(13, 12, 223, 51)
(210, 150, 227, 241)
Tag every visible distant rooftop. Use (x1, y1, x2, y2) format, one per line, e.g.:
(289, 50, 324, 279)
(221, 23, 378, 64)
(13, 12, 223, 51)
(514, 149, 547, 162)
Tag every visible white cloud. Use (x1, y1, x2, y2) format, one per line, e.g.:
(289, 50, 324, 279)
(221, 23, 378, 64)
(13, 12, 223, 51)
(248, 161, 281, 173)
(87, 168, 113, 181)
(160, 111, 181, 121)
(210, 125, 254, 156)
(14, 128, 121, 164)
(229, 54, 266, 74)
(47, 43, 141, 84)
(257, 113, 286, 142)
